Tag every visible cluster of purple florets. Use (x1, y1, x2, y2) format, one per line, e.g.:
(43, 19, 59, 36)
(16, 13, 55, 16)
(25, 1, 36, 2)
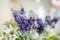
(45, 16, 59, 28)
(12, 8, 60, 34)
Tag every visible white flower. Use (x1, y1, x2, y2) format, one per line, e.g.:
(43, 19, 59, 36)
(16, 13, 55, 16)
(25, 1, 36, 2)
(0, 24, 19, 40)
(45, 25, 56, 36)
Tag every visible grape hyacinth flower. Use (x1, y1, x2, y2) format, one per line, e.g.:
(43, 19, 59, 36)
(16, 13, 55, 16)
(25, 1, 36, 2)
(45, 16, 60, 28)
(12, 8, 31, 32)
(45, 16, 56, 28)
(12, 8, 45, 34)
(12, 7, 60, 35)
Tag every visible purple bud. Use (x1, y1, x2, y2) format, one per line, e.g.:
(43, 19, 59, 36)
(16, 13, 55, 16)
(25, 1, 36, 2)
(19, 8, 25, 15)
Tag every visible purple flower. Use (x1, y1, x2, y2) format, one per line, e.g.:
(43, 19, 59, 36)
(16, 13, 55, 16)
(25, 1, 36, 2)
(18, 17, 31, 32)
(19, 8, 25, 15)
(36, 18, 44, 34)
(12, 8, 44, 33)
(37, 25, 44, 34)
(51, 17, 59, 28)
(37, 18, 43, 25)
(12, 8, 31, 32)
(45, 16, 60, 28)
(45, 16, 54, 27)
(51, 17, 59, 23)
(45, 16, 52, 25)
(28, 17, 36, 29)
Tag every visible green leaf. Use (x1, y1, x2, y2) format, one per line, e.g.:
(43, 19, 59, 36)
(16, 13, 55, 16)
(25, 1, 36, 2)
(46, 35, 59, 40)
(15, 38, 21, 40)
(16, 36, 26, 40)
(51, 36, 59, 40)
